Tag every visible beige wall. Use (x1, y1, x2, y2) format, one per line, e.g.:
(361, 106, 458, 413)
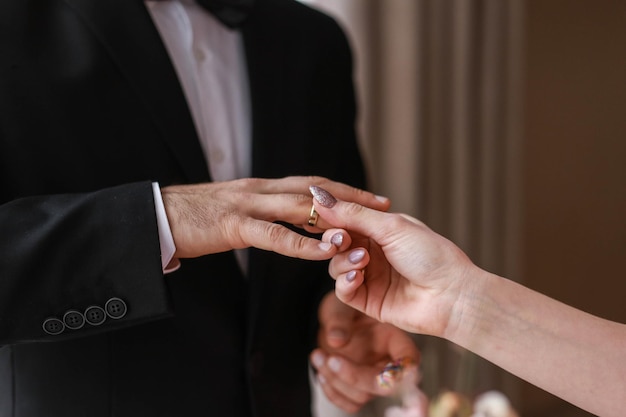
(522, 0, 626, 416)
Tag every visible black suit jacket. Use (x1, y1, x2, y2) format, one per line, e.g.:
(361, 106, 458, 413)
(0, 0, 366, 416)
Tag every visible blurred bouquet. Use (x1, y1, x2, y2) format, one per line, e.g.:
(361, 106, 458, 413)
(428, 390, 519, 417)
(380, 358, 519, 417)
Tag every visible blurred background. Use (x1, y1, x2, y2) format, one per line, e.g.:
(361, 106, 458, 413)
(301, 0, 626, 416)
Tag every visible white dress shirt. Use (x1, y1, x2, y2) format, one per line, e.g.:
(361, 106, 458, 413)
(146, 0, 252, 272)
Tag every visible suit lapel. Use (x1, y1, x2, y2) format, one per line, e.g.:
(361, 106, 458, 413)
(62, 0, 211, 183)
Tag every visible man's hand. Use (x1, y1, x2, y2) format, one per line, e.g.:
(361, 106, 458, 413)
(311, 292, 420, 414)
(161, 176, 390, 261)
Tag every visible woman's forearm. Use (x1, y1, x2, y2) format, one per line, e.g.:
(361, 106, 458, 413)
(448, 269, 626, 417)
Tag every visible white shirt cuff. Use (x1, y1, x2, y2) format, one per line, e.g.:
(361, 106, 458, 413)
(152, 182, 180, 273)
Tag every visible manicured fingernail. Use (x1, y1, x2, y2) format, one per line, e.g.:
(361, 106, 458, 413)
(330, 232, 343, 247)
(346, 270, 357, 282)
(312, 352, 325, 368)
(348, 249, 365, 264)
(318, 242, 332, 251)
(328, 357, 342, 372)
(318, 374, 327, 384)
(309, 186, 337, 208)
(376, 195, 389, 203)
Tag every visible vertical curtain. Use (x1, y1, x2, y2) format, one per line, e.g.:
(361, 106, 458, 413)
(305, 0, 525, 415)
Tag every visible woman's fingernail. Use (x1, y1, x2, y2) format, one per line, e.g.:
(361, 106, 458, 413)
(348, 249, 365, 264)
(318, 242, 332, 251)
(376, 195, 389, 203)
(309, 186, 337, 208)
(318, 374, 327, 385)
(330, 232, 343, 247)
(346, 270, 357, 283)
(328, 357, 342, 372)
(312, 352, 325, 368)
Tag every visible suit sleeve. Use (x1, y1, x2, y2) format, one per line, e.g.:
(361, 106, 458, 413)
(0, 181, 173, 345)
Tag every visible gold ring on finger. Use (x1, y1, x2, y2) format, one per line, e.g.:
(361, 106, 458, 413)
(307, 205, 319, 227)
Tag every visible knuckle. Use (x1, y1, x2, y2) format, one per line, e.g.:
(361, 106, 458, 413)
(386, 212, 408, 229)
(238, 177, 261, 190)
(224, 211, 248, 247)
(342, 201, 365, 217)
(266, 223, 286, 243)
(293, 193, 311, 206)
(342, 184, 368, 202)
(308, 175, 328, 185)
(293, 234, 309, 254)
(351, 185, 367, 198)
(266, 223, 308, 253)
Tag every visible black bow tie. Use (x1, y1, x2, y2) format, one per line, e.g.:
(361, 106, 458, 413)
(195, 0, 254, 28)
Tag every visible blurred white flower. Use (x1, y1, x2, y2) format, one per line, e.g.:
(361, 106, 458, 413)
(471, 391, 519, 417)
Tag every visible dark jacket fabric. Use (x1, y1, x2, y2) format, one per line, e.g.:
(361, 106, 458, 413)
(0, 0, 366, 415)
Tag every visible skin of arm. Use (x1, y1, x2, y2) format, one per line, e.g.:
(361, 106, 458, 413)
(451, 267, 626, 417)
(310, 185, 626, 417)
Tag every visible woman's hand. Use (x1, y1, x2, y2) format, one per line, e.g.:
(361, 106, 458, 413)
(312, 185, 477, 339)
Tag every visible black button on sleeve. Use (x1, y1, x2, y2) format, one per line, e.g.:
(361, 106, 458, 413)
(105, 297, 127, 319)
(43, 318, 65, 335)
(84, 306, 107, 326)
(63, 310, 85, 330)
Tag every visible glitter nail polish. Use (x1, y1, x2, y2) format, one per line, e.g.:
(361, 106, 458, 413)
(330, 232, 343, 247)
(309, 185, 337, 208)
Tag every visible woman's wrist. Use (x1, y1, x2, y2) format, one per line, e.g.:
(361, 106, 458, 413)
(442, 264, 495, 346)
